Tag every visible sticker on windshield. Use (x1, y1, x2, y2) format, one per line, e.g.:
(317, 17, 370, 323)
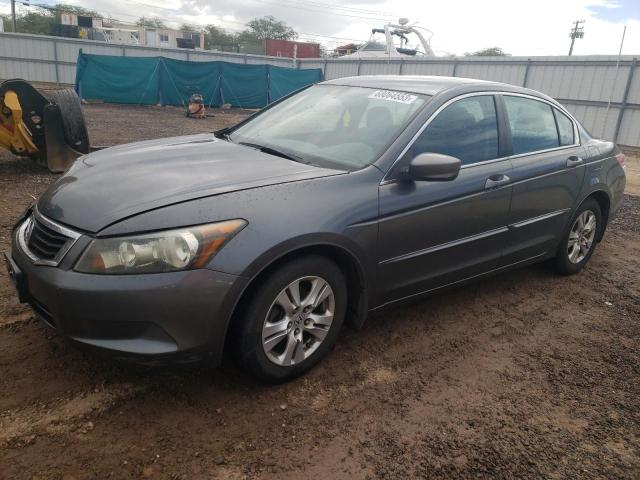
(368, 90, 418, 104)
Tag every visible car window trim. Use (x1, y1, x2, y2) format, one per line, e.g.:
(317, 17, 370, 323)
(498, 92, 581, 155)
(382, 90, 581, 184)
(503, 94, 562, 153)
(387, 92, 502, 176)
(552, 106, 575, 146)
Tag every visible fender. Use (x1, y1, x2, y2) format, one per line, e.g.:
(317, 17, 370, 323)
(211, 234, 373, 364)
(236, 233, 373, 329)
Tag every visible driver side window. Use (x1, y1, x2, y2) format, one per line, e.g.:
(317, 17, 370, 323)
(407, 95, 499, 166)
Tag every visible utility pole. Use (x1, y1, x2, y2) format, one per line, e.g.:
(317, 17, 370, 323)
(568, 19, 585, 56)
(11, 0, 17, 32)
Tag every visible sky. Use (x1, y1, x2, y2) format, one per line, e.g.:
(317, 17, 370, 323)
(1, 0, 639, 56)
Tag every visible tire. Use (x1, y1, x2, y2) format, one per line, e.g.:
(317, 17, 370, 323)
(554, 198, 602, 275)
(46, 89, 90, 154)
(234, 256, 347, 382)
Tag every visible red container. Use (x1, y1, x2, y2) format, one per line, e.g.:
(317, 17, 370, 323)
(264, 39, 320, 58)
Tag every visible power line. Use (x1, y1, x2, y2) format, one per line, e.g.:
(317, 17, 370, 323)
(128, 0, 397, 19)
(28, 0, 389, 37)
(252, 0, 393, 22)
(113, 0, 370, 42)
(255, 0, 398, 17)
(205, 17, 364, 42)
(10, 0, 370, 46)
(128, 0, 392, 23)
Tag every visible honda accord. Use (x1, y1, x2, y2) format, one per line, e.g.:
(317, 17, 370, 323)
(5, 75, 626, 381)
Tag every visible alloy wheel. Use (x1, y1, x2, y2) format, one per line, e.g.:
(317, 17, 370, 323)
(261, 276, 335, 366)
(567, 210, 597, 264)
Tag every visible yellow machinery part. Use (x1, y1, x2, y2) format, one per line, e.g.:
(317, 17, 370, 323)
(0, 90, 39, 156)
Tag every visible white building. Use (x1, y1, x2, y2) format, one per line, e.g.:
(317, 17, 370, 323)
(57, 13, 204, 49)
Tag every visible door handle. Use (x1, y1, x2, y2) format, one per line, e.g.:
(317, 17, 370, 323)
(485, 174, 511, 189)
(566, 156, 584, 168)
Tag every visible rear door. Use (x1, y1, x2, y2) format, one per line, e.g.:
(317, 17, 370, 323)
(376, 93, 513, 305)
(499, 94, 585, 265)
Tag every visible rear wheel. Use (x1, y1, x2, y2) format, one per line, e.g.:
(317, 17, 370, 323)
(234, 256, 347, 382)
(46, 89, 90, 154)
(554, 199, 602, 275)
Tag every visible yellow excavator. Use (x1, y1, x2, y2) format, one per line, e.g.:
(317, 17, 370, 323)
(0, 79, 91, 172)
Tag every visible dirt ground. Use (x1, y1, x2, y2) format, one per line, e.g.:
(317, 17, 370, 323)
(1, 104, 639, 480)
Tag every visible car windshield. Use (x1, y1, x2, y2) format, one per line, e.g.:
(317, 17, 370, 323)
(229, 84, 428, 170)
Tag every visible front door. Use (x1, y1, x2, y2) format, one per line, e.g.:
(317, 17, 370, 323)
(377, 94, 513, 306)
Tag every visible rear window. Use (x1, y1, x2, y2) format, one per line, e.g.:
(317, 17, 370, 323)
(503, 96, 560, 155)
(554, 108, 575, 146)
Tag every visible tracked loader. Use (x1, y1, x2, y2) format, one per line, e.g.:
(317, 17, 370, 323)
(0, 79, 91, 172)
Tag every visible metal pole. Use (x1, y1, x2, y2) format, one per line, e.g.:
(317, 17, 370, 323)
(53, 38, 60, 85)
(522, 58, 531, 87)
(11, 0, 17, 32)
(568, 34, 576, 56)
(568, 20, 584, 56)
(158, 58, 164, 106)
(613, 57, 636, 143)
(603, 26, 626, 138)
(266, 69, 271, 104)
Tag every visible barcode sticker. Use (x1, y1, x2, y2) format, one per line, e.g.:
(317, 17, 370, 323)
(368, 90, 418, 104)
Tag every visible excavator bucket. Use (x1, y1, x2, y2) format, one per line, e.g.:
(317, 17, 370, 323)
(0, 79, 90, 173)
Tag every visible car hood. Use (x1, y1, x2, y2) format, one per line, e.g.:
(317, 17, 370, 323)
(37, 134, 344, 233)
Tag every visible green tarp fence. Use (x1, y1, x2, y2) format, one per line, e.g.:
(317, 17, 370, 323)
(74, 52, 324, 108)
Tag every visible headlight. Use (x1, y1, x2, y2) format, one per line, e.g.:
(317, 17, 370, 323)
(74, 219, 246, 274)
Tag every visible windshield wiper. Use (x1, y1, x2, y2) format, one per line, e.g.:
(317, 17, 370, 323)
(238, 142, 310, 164)
(213, 127, 232, 140)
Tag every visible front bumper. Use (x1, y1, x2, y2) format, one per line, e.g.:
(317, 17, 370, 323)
(8, 231, 248, 365)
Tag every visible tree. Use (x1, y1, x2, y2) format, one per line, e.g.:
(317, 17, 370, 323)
(464, 47, 509, 57)
(3, 3, 99, 34)
(1, 14, 10, 32)
(239, 15, 297, 42)
(203, 24, 237, 50)
(179, 23, 198, 32)
(136, 17, 167, 29)
(48, 3, 98, 16)
(14, 10, 56, 34)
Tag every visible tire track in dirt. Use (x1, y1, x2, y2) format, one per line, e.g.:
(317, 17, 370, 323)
(0, 383, 147, 447)
(3, 232, 638, 479)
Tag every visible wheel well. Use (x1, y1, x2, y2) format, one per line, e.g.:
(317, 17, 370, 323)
(586, 191, 610, 241)
(224, 245, 368, 352)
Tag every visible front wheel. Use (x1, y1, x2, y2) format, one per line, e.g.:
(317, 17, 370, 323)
(554, 199, 602, 275)
(234, 256, 347, 382)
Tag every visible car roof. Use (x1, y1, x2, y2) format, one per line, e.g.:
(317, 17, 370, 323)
(321, 75, 529, 97)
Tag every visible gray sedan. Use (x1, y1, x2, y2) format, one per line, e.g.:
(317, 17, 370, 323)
(6, 75, 626, 381)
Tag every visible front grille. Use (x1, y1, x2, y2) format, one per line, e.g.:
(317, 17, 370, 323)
(27, 217, 72, 261)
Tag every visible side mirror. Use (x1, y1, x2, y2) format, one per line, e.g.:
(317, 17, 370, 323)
(403, 153, 461, 182)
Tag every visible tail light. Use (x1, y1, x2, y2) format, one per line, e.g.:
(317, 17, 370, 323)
(615, 153, 626, 167)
